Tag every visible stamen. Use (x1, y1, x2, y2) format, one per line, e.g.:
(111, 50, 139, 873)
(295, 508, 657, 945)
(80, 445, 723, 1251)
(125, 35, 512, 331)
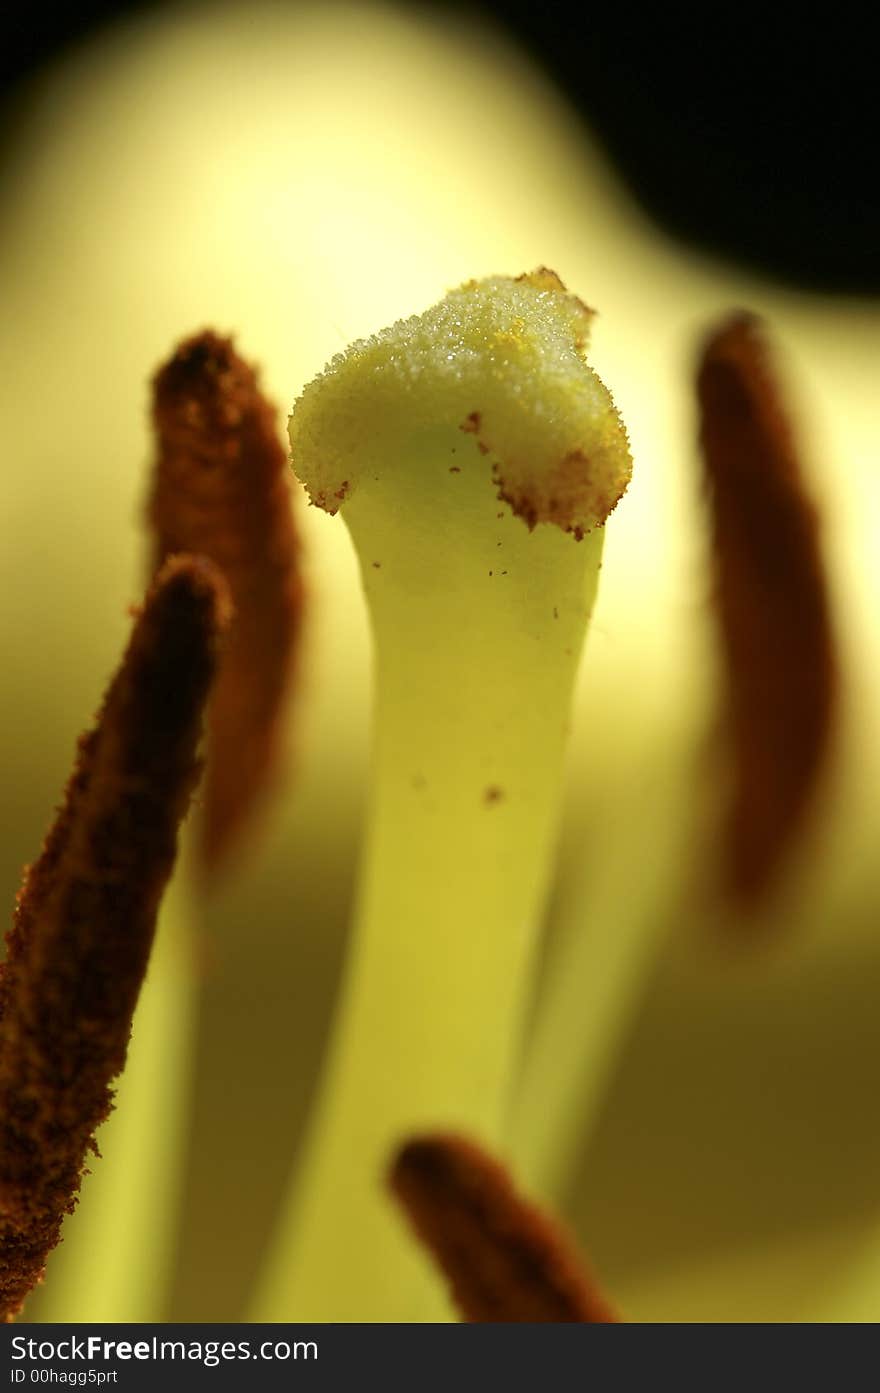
(0, 556, 230, 1322)
(697, 313, 836, 905)
(389, 1133, 619, 1322)
(151, 331, 303, 873)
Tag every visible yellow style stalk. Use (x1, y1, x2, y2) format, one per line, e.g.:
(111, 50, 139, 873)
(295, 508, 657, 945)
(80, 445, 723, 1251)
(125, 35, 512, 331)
(254, 271, 631, 1320)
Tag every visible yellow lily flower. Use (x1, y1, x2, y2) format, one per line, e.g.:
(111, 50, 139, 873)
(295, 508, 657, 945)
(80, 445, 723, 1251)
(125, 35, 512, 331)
(1, 0, 878, 1324)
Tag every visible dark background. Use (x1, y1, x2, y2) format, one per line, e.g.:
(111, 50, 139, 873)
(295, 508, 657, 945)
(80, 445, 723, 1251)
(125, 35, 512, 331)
(2, 2, 877, 295)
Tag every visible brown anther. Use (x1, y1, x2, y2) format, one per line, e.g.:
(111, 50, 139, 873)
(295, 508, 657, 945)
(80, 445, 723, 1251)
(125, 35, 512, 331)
(0, 557, 229, 1321)
(389, 1133, 619, 1323)
(150, 331, 303, 874)
(697, 313, 836, 905)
